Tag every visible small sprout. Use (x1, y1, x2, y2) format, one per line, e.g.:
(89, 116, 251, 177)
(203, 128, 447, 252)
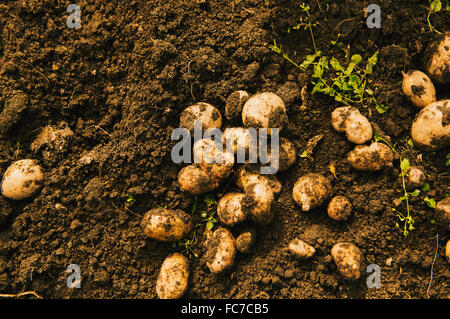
(126, 194, 135, 203)
(424, 196, 437, 208)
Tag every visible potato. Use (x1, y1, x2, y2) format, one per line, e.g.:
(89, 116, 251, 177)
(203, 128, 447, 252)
(141, 208, 193, 242)
(222, 127, 253, 155)
(435, 197, 450, 229)
(288, 238, 315, 259)
(242, 182, 275, 226)
(267, 138, 297, 171)
(331, 242, 363, 280)
(292, 173, 332, 212)
(411, 100, 450, 151)
(156, 253, 189, 299)
(217, 192, 247, 227)
(331, 106, 373, 144)
(178, 165, 220, 195)
(205, 227, 236, 273)
(327, 196, 352, 221)
(236, 228, 256, 253)
(401, 70, 436, 108)
(193, 139, 234, 181)
(242, 92, 288, 131)
(426, 32, 450, 84)
(225, 91, 249, 121)
(347, 142, 394, 171)
(446, 240, 450, 264)
(236, 166, 282, 195)
(179, 102, 222, 132)
(1, 159, 44, 200)
(406, 166, 426, 189)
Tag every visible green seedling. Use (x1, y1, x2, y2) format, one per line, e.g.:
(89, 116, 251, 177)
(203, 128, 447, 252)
(174, 194, 219, 258)
(427, 0, 450, 34)
(374, 134, 416, 236)
(424, 196, 437, 208)
(126, 194, 135, 203)
(446, 154, 450, 166)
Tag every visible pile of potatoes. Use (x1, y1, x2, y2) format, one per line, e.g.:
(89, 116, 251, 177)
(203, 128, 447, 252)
(147, 33, 450, 298)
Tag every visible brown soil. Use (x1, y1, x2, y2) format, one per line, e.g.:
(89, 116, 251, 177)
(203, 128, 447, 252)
(0, 0, 449, 299)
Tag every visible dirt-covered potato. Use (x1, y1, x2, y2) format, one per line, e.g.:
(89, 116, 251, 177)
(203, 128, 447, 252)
(178, 165, 220, 195)
(401, 70, 436, 108)
(193, 138, 234, 181)
(446, 240, 450, 264)
(331, 106, 373, 144)
(222, 127, 253, 154)
(267, 138, 297, 171)
(217, 192, 247, 227)
(236, 166, 282, 195)
(288, 238, 315, 259)
(242, 182, 275, 226)
(411, 100, 450, 151)
(347, 142, 394, 171)
(406, 166, 426, 189)
(205, 227, 236, 273)
(292, 173, 332, 212)
(236, 228, 256, 253)
(242, 92, 288, 131)
(1, 159, 44, 200)
(331, 242, 363, 280)
(179, 102, 222, 132)
(141, 208, 193, 242)
(435, 197, 450, 229)
(156, 253, 189, 299)
(327, 196, 352, 221)
(426, 32, 450, 84)
(225, 91, 249, 121)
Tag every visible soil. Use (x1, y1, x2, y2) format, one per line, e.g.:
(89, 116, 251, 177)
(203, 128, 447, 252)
(0, 0, 449, 299)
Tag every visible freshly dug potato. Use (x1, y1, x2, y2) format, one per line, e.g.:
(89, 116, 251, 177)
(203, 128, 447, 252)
(347, 142, 394, 171)
(242, 92, 288, 131)
(292, 173, 332, 212)
(411, 100, 450, 151)
(1, 159, 44, 200)
(401, 70, 436, 108)
(242, 182, 275, 226)
(426, 32, 450, 83)
(178, 165, 220, 195)
(141, 208, 193, 242)
(446, 240, 450, 264)
(236, 166, 282, 195)
(225, 91, 249, 121)
(222, 127, 253, 155)
(193, 139, 234, 181)
(331, 242, 363, 280)
(435, 197, 450, 229)
(267, 138, 297, 171)
(179, 102, 222, 132)
(406, 166, 426, 189)
(327, 196, 352, 221)
(236, 228, 256, 253)
(217, 192, 247, 227)
(288, 238, 315, 259)
(331, 106, 373, 144)
(205, 227, 236, 273)
(156, 253, 189, 299)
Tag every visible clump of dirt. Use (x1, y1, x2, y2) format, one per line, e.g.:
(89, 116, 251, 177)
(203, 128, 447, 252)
(0, 0, 449, 299)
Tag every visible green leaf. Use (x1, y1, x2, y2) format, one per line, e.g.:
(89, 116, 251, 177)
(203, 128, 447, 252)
(422, 182, 430, 192)
(374, 134, 384, 142)
(206, 221, 214, 230)
(407, 138, 414, 148)
(424, 196, 436, 208)
(410, 189, 421, 197)
(330, 57, 344, 71)
(446, 153, 450, 166)
(400, 158, 410, 173)
(375, 103, 388, 114)
(351, 54, 363, 64)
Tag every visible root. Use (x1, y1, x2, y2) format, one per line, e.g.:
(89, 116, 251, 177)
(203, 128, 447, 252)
(0, 291, 43, 299)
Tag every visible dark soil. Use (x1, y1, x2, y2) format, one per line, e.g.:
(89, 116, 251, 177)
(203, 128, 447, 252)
(0, 0, 449, 299)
